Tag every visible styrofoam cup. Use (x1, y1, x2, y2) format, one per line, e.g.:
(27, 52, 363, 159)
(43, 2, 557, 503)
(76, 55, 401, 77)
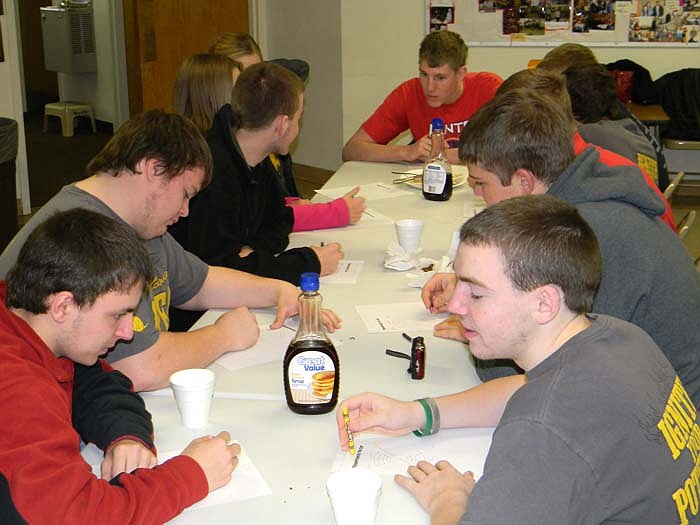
(395, 219, 424, 255)
(326, 469, 382, 525)
(169, 368, 215, 429)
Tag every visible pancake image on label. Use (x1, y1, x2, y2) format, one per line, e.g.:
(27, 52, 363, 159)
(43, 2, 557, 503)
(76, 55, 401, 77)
(311, 371, 335, 398)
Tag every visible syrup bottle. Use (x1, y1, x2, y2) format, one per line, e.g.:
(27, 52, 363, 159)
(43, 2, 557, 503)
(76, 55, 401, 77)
(284, 272, 339, 414)
(422, 118, 453, 201)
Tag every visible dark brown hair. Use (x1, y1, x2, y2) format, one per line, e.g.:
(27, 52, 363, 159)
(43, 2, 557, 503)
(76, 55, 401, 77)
(86, 110, 213, 186)
(564, 64, 622, 123)
(7, 208, 153, 313)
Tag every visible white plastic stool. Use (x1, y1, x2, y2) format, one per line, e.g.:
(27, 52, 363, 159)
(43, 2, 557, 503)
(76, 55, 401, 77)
(43, 102, 96, 137)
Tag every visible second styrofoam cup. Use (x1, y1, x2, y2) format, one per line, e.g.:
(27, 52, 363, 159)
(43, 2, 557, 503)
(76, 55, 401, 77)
(327, 469, 382, 525)
(169, 368, 215, 429)
(395, 219, 424, 256)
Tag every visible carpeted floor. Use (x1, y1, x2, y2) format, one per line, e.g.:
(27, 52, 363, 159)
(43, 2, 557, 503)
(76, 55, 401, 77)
(24, 110, 113, 208)
(24, 109, 333, 207)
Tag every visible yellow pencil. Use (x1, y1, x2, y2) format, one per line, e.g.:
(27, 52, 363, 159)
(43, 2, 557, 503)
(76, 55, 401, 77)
(343, 407, 355, 455)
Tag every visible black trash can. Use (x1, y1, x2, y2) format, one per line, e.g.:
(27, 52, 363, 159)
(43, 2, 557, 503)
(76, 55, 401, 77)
(0, 118, 18, 251)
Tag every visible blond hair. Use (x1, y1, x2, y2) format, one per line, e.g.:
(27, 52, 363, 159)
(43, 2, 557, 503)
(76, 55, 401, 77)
(209, 32, 263, 66)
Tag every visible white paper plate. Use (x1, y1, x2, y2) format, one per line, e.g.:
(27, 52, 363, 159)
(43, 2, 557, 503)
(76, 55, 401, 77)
(397, 165, 468, 189)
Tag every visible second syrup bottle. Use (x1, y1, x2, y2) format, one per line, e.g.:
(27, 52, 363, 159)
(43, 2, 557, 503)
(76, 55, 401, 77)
(422, 118, 453, 202)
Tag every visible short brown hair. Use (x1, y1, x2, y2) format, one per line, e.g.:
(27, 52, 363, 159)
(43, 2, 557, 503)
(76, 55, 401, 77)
(86, 110, 213, 186)
(536, 43, 598, 73)
(496, 69, 573, 119)
(173, 53, 236, 132)
(209, 32, 263, 67)
(231, 62, 304, 130)
(459, 89, 575, 186)
(460, 194, 601, 313)
(419, 30, 467, 70)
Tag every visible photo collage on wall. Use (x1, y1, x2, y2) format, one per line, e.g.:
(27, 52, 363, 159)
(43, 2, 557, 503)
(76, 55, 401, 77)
(629, 0, 700, 41)
(480, 0, 573, 34)
(430, 0, 457, 32)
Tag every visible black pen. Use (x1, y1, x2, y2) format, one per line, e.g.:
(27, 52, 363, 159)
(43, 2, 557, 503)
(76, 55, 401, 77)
(402, 332, 413, 342)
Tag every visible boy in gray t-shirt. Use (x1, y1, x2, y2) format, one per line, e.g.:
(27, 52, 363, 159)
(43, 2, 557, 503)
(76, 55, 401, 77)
(0, 110, 320, 392)
(337, 195, 699, 525)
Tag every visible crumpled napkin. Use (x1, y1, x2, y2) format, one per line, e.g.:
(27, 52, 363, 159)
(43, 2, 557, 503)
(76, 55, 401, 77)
(405, 255, 454, 288)
(384, 242, 422, 271)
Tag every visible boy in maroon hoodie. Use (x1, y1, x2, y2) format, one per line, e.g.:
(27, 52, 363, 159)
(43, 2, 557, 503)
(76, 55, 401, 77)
(0, 208, 238, 524)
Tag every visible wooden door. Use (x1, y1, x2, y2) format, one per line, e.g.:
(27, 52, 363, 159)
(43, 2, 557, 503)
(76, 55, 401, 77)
(123, 0, 249, 115)
(19, 0, 58, 112)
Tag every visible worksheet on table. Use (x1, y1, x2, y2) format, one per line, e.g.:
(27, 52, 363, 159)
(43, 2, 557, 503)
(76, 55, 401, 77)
(316, 183, 411, 201)
(331, 428, 494, 479)
(355, 302, 448, 333)
(81, 443, 271, 510)
(321, 260, 364, 285)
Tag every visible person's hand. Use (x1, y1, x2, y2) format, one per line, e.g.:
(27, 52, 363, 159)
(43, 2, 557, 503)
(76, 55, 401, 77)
(395, 460, 475, 525)
(433, 314, 468, 342)
(336, 393, 425, 450)
(421, 272, 458, 314)
(214, 306, 260, 352)
(270, 281, 301, 329)
(321, 308, 342, 333)
(238, 246, 254, 258)
(101, 439, 157, 480)
(402, 135, 432, 163)
(311, 242, 344, 276)
(182, 431, 240, 492)
(341, 187, 366, 224)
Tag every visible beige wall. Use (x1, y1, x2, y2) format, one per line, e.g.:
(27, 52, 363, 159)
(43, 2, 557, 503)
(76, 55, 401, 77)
(262, 0, 343, 170)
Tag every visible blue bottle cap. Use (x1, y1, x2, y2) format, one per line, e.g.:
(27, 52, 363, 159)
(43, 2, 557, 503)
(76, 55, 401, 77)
(431, 118, 444, 131)
(300, 272, 320, 292)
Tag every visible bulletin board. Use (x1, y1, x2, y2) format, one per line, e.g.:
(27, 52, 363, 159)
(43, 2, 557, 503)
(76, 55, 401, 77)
(426, 0, 700, 46)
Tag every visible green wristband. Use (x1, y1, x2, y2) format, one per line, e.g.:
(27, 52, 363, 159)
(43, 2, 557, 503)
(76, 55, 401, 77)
(412, 398, 440, 437)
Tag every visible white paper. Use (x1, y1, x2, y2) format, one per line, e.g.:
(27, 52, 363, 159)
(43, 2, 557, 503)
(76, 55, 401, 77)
(162, 449, 271, 511)
(215, 327, 295, 371)
(320, 260, 364, 284)
(81, 444, 271, 510)
(331, 428, 494, 479)
(214, 327, 342, 372)
(316, 183, 411, 201)
(355, 303, 448, 333)
(351, 208, 395, 228)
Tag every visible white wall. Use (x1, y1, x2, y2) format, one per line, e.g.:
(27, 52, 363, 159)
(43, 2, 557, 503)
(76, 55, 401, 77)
(262, 0, 343, 170)
(323, 1, 700, 171)
(467, 45, 700, 81)
(340, 0, 425, 149)
(0, 0, 31, 213)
